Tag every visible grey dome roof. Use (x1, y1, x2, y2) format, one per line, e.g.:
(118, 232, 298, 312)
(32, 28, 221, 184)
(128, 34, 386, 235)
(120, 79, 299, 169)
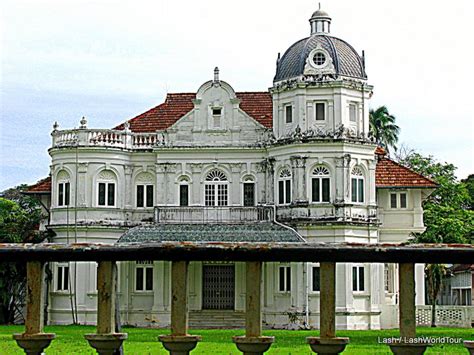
(274, 34, 367, 82)
(311, 9, 330, 18)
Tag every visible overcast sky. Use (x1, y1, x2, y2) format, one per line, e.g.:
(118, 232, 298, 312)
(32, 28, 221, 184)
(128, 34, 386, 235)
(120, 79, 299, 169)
(1, 0, 473, 191)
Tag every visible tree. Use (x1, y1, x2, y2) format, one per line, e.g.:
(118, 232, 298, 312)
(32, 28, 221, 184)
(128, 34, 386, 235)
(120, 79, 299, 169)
(0, 186, 49, 324)
(461, 174, 474, 210)
(397, 152, 473, 326)
(369, 106, 400, 153)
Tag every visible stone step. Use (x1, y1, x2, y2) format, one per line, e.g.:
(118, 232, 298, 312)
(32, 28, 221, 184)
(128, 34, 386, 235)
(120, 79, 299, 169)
(189, 311, 245, 329)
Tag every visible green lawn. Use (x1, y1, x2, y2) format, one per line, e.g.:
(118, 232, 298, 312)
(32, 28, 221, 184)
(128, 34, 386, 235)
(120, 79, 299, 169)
(0, 325, 472, 354)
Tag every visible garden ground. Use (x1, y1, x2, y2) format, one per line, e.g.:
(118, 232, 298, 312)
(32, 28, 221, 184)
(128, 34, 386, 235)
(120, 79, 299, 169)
(0, 325, 472, 354)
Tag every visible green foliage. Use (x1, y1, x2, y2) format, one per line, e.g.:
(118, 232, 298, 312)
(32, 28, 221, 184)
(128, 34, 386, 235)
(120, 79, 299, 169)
(369, 106, 400, 153)
(461, 174, 474, 210)
(398, 153, 473, 244)
(0, 185, 49, 324)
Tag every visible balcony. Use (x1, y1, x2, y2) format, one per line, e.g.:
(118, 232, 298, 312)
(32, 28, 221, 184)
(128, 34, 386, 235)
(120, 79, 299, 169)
(154, 206, 275, 224)
(51, 128, 159, 150)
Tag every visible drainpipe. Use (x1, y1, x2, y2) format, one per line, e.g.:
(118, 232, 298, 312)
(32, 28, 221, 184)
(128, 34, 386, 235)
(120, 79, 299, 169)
(305, 262, 310, 328)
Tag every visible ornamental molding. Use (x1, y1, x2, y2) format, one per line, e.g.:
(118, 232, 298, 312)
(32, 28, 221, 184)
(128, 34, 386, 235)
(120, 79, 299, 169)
(303, 44, 336, 76)
(98, 170, 116, 181)
(136, 172, 154, 183)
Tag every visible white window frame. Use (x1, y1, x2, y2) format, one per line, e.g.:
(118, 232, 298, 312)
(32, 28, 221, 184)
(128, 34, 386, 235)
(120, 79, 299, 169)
(242, 177, 256, 207)
(284, 104, 293, 124)
(384, 263, 395, 294)
(210, 105, 224, 129)
(389, 191, 408, 210)
(57, 181, 71, 207)
(278, 168, 292, 205)
(97, 171, 117, 208)
(315, 101, 326, 121)
(179, 179, 190, 207)
(351, 167, 365, 204)
(352, 264, 366, 292)
(136, 184, 154, 208)
(204, 170, 228, 206)
(278, 264, 292, 293)
(311, 166, 330, 203)
(56, 263, 70, 292)
(135, 261, 153, 292)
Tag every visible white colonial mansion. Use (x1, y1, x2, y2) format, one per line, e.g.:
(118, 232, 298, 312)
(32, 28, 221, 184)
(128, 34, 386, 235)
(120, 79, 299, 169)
(27, 7, 437, 330)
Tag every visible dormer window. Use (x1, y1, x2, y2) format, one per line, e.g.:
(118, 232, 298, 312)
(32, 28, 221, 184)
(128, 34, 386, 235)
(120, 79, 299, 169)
(349, 103, 357, 122)
(315, 102, 325, 121)
(212, 107, 222, 128)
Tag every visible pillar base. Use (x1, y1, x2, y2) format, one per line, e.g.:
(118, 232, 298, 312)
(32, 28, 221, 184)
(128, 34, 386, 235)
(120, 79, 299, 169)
(13, 333, 56, 355)
(464, 341, 474, 355)
(232, 336, 275, 355)
(84, 333, 128, 355)
(158, 335, 202, 355)
(306, 337, 349, 354)
(388, 341, 430, 355)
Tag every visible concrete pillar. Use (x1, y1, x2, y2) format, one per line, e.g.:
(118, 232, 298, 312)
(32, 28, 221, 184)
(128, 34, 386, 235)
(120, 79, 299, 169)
(320, 262, 336, 338)
(84, 261, 127, 354)
(233, 261, 274, 354)
(171, 261, 188, 336)
(159, 261, 201, 355)
(245, 261, 262, 337)
(306, 262, 349, 354)
(13, 262, 56, 354)
(399, 263, 416, 339)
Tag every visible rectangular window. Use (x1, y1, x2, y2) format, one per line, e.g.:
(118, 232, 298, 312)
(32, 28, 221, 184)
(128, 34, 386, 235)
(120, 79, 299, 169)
(58, 182, 70, 207)
(285, 105, 292, 123)
(390, 193, 397, 208)
(358, 179, 364, 203)
(146, 185, 154, 207)
(137, 185, 144, 207)
(179, 185, 189, 206)
(279, 265, 291, 292)
(217, 184, 228, 206)
(205, 185, 215, 206)
(315, 102, 325, 121)
(285, 180, 291, 204)
(312, 266, 320, 292)
(56, 264, 69, 291)
(312, 178, 320, 202)
(400, 193, 407, 208)
(107, 183, 115, 206)
(322, 178, 330, 202)
(135, 261, 153, 291)
(352, 265, 365, 292)
(278, 181, 284, 205)
(243, 183, 255, 207)
(212, 107, 222, 128)
(384, 263, 394, 293)
(349, 103, 357, 122)
(98, 182, 106, 206)
(351, 178, 357, 203)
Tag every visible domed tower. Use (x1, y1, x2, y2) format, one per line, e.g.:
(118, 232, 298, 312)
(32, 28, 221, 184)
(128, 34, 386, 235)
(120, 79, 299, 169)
(268, 6, 377, 240)
(271, 6, 372, 139)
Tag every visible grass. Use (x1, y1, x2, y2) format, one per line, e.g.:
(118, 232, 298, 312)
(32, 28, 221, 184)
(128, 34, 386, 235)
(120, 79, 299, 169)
(0, 325, 472, 354)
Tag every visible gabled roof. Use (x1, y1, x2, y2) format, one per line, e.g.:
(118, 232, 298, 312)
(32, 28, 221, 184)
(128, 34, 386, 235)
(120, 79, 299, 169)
(25, 176, 51, 194)
(115, 91, 273, 132)
(375, 154, 438, 189)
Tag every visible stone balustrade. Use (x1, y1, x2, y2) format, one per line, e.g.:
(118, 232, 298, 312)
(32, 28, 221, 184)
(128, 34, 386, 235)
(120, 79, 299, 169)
(51, 128, 159, 150)
(1, 242, 473, 355)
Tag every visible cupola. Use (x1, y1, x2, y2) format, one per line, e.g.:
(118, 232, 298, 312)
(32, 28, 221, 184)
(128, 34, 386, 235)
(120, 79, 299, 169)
(309, 4, 331, 34)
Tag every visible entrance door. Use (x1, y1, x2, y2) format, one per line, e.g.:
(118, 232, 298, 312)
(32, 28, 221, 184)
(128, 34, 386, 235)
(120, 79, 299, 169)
(202, 265, 235, 310)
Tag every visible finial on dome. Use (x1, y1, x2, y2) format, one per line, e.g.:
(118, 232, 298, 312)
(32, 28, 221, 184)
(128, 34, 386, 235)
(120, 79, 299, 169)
(214, 67, 219, 83)
(309, 4, 331, 35)
(79, 116, 87, 129)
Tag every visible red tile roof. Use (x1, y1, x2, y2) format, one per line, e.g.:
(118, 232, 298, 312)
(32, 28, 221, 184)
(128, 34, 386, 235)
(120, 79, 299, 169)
(375, 156, 437, 188)
(26, 176, 51, 193)
(115, 91, 273, 132)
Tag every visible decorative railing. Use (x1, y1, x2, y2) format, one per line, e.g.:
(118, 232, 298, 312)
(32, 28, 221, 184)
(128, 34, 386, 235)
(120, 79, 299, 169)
(51, 128, 159, 150)
(154, 206, 275, 224)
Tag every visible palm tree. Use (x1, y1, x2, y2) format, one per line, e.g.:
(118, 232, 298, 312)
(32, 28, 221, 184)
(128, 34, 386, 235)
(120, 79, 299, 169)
(425, 263, 448, 327)
(369, 106, 400, 153)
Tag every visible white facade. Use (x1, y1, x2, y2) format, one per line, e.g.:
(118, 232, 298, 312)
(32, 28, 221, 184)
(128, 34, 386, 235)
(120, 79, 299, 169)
(37, 8, 435, 329)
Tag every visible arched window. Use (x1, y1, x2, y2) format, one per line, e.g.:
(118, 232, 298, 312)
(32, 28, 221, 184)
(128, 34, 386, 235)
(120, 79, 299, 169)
(135, 172, 154, 208)
(242, 176, 255, 207)
(205, 169, 228, 206)
(56, 170, 70, 207)
(311, 166, 330, 203)
(278, 168, 292, 205)
(97, 170, 117, 207)
(351, 167, 364, 203)
(178, 176, 190, 206)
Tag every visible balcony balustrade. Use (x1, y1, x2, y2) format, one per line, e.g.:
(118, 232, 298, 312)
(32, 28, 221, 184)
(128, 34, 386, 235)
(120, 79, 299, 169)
(51, 128, 159, 150)
(154, 206, 275, 224)
(1, 242, 473, 355)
